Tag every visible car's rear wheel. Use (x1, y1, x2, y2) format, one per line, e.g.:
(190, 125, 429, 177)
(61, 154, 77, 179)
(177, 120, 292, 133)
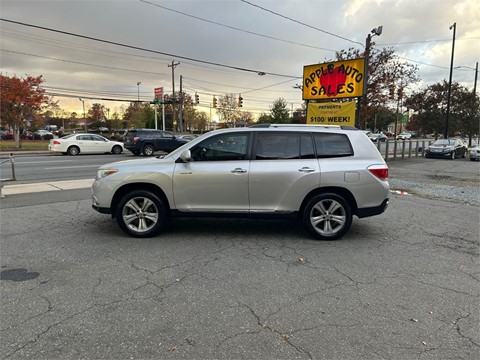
(303, 193, 352, 241)
(143, 144, 155, 156)
(111, 145, 122, 154)
(115, 190, 168, 238)
(68, 146, 80, 156)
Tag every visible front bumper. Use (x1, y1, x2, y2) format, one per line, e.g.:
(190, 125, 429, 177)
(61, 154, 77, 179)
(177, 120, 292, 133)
(425, 151, 453, 158)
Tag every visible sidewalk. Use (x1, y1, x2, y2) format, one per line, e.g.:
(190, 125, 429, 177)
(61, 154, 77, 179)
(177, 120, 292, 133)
(1, 178, 94, 196)
(0, 150, 51, 158)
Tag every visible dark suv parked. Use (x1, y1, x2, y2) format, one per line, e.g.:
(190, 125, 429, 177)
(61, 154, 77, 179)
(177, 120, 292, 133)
(124, 129, 188, 156)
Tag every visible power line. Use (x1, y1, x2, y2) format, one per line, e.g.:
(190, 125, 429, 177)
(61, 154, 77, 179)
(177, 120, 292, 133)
(378, 36, 480, 46)
(139, 0, 336, 53)
(1, 26, 261, 78)
(0, 18, 299, 78)
(240, 0, 363, 47)
(1, 49, 168, 75)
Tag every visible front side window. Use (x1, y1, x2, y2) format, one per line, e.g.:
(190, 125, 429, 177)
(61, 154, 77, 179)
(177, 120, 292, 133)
(190, 133, 249, 161)
(91, 135, 106, 141)
(314, 133, 353, 158)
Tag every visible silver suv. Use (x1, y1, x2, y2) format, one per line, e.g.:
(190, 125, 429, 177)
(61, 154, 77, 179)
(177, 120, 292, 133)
(92, 125, 389, 240)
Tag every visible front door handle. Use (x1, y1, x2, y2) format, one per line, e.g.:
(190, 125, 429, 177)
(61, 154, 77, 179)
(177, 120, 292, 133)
(298, 167, 315, 173)
(231, 168, 247, 174)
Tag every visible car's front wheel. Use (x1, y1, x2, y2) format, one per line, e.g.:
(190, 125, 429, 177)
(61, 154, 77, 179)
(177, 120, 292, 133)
(302, 193, 352, 241)
(111, 145, 122, 154)
(115, 190, 168, 238)
(451, 151, 456, 160)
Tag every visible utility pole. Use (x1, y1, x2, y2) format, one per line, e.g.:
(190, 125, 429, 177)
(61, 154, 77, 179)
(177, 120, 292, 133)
(168, 61, 180, 131)
(444, 22, 456, 139)
(179, 75, 183, 132)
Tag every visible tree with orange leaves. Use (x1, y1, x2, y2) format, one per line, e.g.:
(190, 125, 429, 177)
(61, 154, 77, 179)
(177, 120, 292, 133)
(0, 74, 54, 148)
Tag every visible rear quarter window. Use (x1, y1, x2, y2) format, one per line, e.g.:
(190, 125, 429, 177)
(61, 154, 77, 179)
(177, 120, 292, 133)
(314, 133, 353, 158)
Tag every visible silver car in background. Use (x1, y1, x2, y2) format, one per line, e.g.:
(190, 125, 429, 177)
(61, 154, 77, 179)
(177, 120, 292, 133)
(92, 125, 390, 240)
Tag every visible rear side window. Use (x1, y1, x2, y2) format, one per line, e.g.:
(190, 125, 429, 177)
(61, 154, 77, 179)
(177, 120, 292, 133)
(255, 132, 315, 160)
(162, 132, 174, 139)
(314, 133, 353, 158)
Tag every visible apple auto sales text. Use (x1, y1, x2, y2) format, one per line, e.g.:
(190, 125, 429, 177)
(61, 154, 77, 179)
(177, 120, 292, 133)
(304, 63, 363, 97)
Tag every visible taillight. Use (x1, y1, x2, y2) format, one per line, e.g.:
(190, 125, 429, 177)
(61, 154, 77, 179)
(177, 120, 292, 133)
(53, 140, 61, 145)
(133, 136, 139, 142)
(368, 165, 389, 180)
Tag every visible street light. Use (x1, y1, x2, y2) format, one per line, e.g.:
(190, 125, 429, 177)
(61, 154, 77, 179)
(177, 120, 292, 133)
(360, 25, 383, 128)
(454, 62, 478, 96)
(137, 82, 141, 101)
(79, 98, 86, 132)
(444, 22, 456, 139)
(455, 62, 479, 146)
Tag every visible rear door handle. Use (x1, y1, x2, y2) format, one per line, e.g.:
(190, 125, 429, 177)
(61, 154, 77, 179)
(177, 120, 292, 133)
(231, 168, 247, 174)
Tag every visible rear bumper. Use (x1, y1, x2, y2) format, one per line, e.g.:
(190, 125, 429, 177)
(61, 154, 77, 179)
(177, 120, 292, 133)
(357, 198, 389, 218)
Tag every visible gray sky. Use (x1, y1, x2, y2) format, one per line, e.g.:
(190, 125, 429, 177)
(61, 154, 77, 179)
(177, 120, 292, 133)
(1, 0, 478, 118)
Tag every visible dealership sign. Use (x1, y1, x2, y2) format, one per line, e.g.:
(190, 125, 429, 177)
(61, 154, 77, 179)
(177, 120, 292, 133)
(306, 101, 356, 126)
(154, 87, 163, 103)
(303, 59, 365, 100)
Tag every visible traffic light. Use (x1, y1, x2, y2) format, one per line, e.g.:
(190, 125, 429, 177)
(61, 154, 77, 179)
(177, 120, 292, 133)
(213, 96, 217, 108)
(238, 94, 243, 107)
(195, 93, 199, 104)
(389, 84, 395, 99)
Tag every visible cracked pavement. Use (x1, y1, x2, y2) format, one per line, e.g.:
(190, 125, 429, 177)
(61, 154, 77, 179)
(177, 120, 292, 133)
(1, 160, 479, 359)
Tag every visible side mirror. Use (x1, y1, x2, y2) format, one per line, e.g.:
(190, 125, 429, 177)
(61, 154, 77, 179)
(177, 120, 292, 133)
(180, 150, 192, 163)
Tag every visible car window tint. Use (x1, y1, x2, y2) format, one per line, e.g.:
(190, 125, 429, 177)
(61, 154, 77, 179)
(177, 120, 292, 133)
(78, 135, 92, 141)
(191, 133, 249, 161)
(314, 133, 353, 158)
(163, 132, 174, 139)
(255, 133, 300, 160)
(91, 135, 105, 141)
(300, 133, 315, 159)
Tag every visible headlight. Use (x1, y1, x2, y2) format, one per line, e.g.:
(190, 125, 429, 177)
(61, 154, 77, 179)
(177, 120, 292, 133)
(96, 169, 118, 179)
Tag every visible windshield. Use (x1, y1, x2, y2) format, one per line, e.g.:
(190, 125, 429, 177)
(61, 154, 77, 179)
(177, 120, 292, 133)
(432, 139, 454, 146)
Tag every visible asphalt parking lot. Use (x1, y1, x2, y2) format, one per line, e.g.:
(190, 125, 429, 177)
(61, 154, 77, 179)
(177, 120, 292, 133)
(1, 158, 479, 359)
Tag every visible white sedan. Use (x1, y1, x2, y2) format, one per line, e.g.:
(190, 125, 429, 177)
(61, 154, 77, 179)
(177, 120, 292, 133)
(48, 133, 124, 156)
(396, 132, 412, 140)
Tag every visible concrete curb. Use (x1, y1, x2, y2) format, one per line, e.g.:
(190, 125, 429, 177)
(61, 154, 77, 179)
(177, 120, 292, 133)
(1, 179, 94, 196)
(0, 151, 51, 158)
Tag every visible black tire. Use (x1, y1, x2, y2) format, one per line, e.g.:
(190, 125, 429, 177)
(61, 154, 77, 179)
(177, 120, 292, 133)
(115, 190, 168, 238)
(112, 145, 122, 154)
(143, 144, 155, 156)
(451, 151, 455, 160)
(68, 146, 80, 156)
(302, 193, 352, 241)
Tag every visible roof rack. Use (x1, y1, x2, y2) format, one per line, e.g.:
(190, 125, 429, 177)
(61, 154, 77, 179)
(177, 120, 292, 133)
(250, 123, 342, 128)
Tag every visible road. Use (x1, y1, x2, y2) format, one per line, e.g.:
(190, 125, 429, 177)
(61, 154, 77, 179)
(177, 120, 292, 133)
(1, 158, 479, 359)
(0, 153, 134, 184)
